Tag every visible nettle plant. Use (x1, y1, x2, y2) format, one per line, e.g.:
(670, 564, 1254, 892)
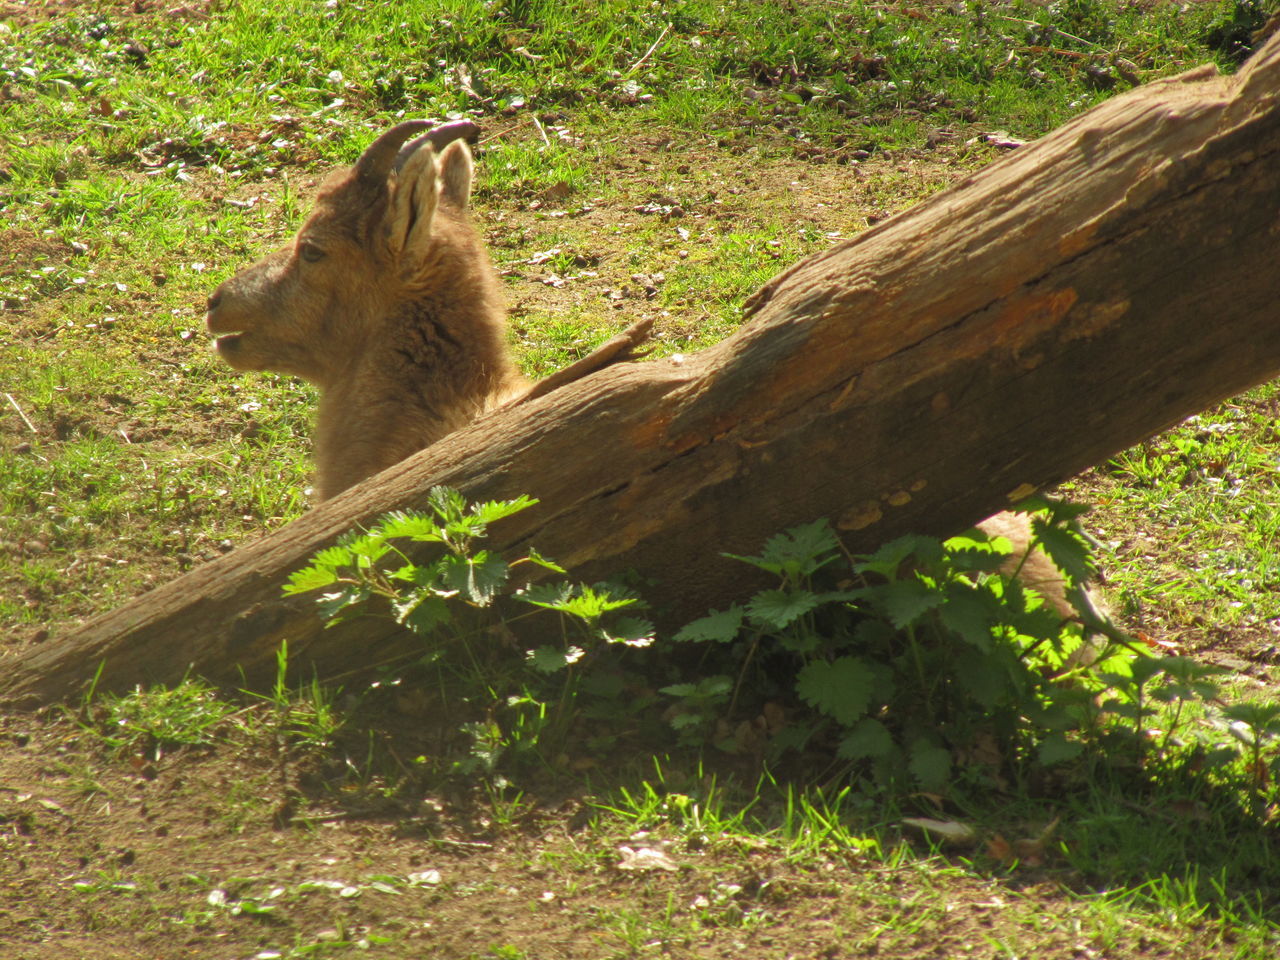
(666, 498, 1267, 793)
(287, 489, 1280, 795)
(284, 487, 654, 769)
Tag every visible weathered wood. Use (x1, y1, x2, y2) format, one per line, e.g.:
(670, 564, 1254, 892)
(6, 37, 1280, 705)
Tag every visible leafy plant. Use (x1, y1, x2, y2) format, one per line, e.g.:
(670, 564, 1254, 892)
(665, 499, 1278, 796)
(288, 489, 1280, 801)
(285, 486, 653, 770)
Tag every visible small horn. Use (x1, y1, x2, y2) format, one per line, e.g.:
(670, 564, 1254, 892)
(393, 119, 481, 172)
(353, 120, 433, 182)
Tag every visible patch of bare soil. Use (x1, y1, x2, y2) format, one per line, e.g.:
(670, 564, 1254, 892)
(0, 226, 66, 271)
(0, 0, 210, 27)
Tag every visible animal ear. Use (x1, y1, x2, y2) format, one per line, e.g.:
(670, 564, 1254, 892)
(384, 144, 440, 265)
(437, 140, 474, 208)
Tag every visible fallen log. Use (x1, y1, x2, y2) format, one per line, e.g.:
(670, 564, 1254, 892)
(6, 36, 1280, 705)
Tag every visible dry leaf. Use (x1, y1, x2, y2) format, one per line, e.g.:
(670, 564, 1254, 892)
(985, 833, 1013, 862)
(901, 817, 977, 845)
(616, 845, 679, 872)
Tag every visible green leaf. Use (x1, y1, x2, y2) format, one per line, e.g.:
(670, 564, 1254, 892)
(776, 629, 823, 655)
(439, 551, 509, 606)
(725, 519, 840, 579)
(284, 563, 341, 596)
(394, 593, 452, 635)
(557, 585, 634, 620)
(1030, 519, 1094, 587)
(944, 543, 1008, 574)
(517, 581, 574, 609)
(346, 533, 390, 562)
(284, 542, 357, 596)
(953, 650, 1011, 708)
(838, 717, 894, 760)
(852, 617, 898, 655)
(1024, 700, 1078, 733)
(674, 606, 745, 643)
(581, 671, 626, 699)
(660, 675, 732, 703)
(1158, 656, 1228, 685)
(761, 518, 840, 569)
(768, 722, 817, 756)
(426, 486, 469, 524)
(1129, 655, 1167, 687)
(377, 510, 446, 543)
(660, 682, 698, 698)
(398, 559, 448, 589)
(315, 586, 366, 625)
(1100, 698, 1141, 720)
(948, 527, 1017, 569)
(996, 576, 1063, 638)
(1014, 495, 1091, 525)
(469, 494, 538, 525)
(528, 646, 572, 674)
(524, 547, 566, 574)
(908, 740, 952, 791)
(856, 534, 944, 579)
(795, 656, 874, 726)
(1221, 701, 1280, 734)
(875, 578, 943, 629)
(937, 585, 996, 651)
(519, 583, 636, 621)
(816, 589, 868, 605)
(602, 615, 655, 647)
(312, 542, 357, 570)
(1037, 732, 1084, 766)
(746, 589, 821, 630)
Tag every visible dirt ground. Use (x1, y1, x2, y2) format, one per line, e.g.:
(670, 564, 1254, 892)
(0, 703, 1240, 960)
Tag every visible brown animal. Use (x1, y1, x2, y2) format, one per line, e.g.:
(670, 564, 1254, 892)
(977, 511, 1081, 622)
(975, 511, 1111, 657)
(206, 120, 527, 500)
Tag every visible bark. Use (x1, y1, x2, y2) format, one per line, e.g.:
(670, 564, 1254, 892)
(7, 38, 1280, 705)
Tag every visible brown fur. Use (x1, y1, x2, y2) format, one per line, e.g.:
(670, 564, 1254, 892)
(206, 130, 526, 500)
(976, 510, 1107, 634)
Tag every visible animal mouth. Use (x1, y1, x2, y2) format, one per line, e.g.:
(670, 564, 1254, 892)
(212, 332, 246, 353)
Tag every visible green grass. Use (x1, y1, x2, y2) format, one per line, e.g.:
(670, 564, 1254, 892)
(5, 0, 1280, 956)
(1066, 385, 1280, 638)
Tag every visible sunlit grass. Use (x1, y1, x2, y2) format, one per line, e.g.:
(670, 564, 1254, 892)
(3, 1, 1278, 952)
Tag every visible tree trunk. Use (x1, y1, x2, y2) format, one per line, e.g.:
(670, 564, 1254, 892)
(7, 38, 1280, 705)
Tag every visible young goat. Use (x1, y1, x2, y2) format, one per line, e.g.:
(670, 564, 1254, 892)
(206, 120, 527, 500)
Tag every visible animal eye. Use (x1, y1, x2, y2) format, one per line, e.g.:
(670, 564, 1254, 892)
(298, 241, 326, 263)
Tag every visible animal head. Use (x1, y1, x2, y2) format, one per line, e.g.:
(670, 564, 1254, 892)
(205, 119, 480, 387)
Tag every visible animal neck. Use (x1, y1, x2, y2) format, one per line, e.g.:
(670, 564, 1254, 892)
(305, 310, 389, 392)
(308, 341, 497, 502)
